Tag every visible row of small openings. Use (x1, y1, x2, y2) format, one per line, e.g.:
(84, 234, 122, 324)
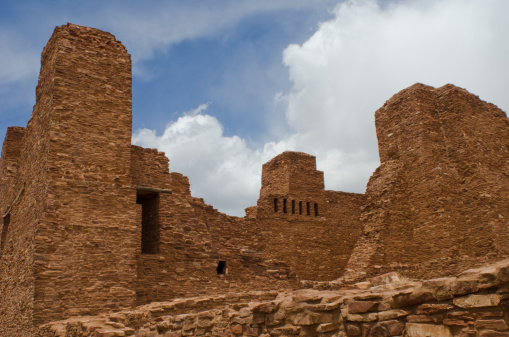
(274, 198, 319, 217)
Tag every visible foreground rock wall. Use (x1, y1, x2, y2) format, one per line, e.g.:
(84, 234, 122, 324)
(346, 84, 509, 282)
(36, 259, 509, 337)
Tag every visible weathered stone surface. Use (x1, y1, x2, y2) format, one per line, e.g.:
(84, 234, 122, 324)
(416, 303, 454, 315)
(454, 294, 501, 308)
(344, 83, 509, 282)
(347, 301, 379, 313)
(345, 323, 361, 336)
(32, 260, 509, 337)
(378, 309, 410, 321)
(366, 320, 404, 337)
(406, 323, 453, 337)
(479, 331, 509, 337)
(475, 319, 509, 330)
(4, 22, 509, 337)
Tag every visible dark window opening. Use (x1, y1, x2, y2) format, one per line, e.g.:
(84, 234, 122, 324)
(283, 199, 287, 213)
(274, 198, 278, 212)
(1, 213, 10, 258)
(291, 200, 295, 214)
(314, 203, 319, 217)
(217, 261, 226, 275)
(136, 192, 160, 254)
(299, 201, 303, 215)
(306, 202, 311, 216)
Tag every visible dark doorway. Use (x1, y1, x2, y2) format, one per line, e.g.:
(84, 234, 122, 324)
(136, 192, 160, 254)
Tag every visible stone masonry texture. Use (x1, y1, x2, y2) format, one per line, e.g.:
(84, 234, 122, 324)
(344, 83, 509, 282)
(34, 259, 509, 337)
(1, 23, 509, 336)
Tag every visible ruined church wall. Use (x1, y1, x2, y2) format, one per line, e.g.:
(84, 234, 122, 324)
(0, 125, 38, 337)
(0, 25, 68, 334)
(25, 24, 139, 325)
(242, 152, 365, 282)
(346, 84, 509, 282)
(37, 259, 509, 337)
(131, 146, 292, 305)
(323, 190, 365, 275)
(257, 152, 326, 219)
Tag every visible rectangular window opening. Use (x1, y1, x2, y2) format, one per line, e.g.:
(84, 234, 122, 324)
(314, 203, 319, 217)
(291, 200, 295, 214)
(274, 198, 278, 212)
(283, 199, 287, 213)
(306, 202, 311, 216)
(299, 201, 303, 215)
(136, 192, 160, 254)
(217, 261, 226, 275)
(1, 213, 10, 258)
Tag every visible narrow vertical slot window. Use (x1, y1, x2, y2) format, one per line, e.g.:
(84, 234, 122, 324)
(299, 201, 303, 215)
(283, 199, 287, 213)
(0, 213, 10, 258)
(306, 202, 311, 216)
(274, 198, 278, 212)
(136, 192, 160, 254)
(314, 203, 319, 217)
(217, 261, 226, 275)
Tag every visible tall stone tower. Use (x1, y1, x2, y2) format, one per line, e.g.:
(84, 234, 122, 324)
(0, 23, 138, 334)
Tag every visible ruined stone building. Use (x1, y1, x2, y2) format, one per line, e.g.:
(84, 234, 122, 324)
(1, 23, 509, 336)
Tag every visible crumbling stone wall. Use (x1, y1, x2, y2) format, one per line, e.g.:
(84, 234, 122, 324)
(130, 145, 293, 306)
(0, 125, 33, 336)
(0, 23, 139, 336)
(241, 152, 365, 281)
(6, 22, 509, 335)
(1, 24, 297, 334)
(36, 259, 509, 337)
(31, 23, 139, 324)
(345, 83, 509, 282)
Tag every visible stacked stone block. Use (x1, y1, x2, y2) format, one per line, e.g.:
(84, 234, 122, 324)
(345, 83, 509, 282)
(36, 259, 509, 337)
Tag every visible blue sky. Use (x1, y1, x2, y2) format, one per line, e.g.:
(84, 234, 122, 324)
(1, 0, 509, 215)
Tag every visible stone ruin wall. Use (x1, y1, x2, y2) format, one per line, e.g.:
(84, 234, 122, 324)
(0, 24, 301, 336)
(0, 23, 142, 335)
(130, 145, 293, 307)
(240, 151, 365, 282)
(2, 22, 509, 336)
(31, 23, 139, 326)
(0, 125, 33, 335)
(36, 259, 509, 337)
(345, 84, 509, 282)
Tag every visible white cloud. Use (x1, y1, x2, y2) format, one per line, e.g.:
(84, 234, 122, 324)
(133, 107, 293, 215)
(140, 0, 509, 216)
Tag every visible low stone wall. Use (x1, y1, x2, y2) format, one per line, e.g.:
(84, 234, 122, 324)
(36, 260, 509, 336)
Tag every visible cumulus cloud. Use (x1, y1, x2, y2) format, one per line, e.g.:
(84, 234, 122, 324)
(139, 0, 509, 216)
(133, 106, 293, 215)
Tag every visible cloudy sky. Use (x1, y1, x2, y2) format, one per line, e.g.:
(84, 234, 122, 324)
(1, 0, 508, 216)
